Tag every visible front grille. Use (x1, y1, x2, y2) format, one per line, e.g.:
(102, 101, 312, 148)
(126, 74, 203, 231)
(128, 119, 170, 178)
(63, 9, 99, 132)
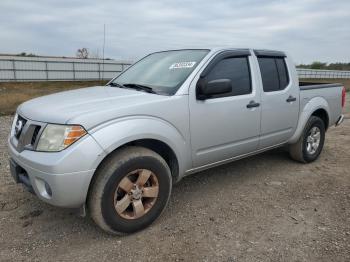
(31, 126, 41, 146)
(11, 115, 45, 152)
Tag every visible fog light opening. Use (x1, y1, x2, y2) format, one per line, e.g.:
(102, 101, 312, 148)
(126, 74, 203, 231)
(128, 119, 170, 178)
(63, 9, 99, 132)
(44, 182, 52, 197)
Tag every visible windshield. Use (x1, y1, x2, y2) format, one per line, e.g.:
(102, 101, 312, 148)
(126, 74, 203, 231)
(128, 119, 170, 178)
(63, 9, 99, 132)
(110, 49, 209, 95)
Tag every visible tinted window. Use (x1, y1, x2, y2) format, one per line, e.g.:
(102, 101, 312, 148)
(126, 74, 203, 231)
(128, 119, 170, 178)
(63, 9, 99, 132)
(276, 58, 289, 89)
(258, 58, 280, 92)
(258, 57, 289, 92)
(206, 57, 251, 97)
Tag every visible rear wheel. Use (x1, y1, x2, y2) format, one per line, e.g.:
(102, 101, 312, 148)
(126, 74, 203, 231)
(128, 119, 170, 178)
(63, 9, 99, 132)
(88, 146, 172, 235)
(289, 116, 325, 163)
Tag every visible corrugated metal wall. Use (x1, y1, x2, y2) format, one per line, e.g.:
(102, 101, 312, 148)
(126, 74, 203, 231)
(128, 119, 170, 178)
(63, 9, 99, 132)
(1, 55, 350, 82)
(0, 55, 132, 82)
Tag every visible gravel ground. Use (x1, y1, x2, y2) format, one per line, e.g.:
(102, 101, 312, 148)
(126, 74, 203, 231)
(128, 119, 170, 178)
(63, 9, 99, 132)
(0, 96, 349, 262)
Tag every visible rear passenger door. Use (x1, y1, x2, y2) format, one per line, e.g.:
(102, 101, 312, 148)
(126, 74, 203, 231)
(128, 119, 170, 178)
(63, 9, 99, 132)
(189, 51, 261, 167)
(255, 51, 299, 148)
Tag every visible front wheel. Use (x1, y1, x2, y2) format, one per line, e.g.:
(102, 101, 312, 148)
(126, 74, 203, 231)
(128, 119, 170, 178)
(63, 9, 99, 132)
(289, 116, 325, 163)
(88, 146, 172, 235)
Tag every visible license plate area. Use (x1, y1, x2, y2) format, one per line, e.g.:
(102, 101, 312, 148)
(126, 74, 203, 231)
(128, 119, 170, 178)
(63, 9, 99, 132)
(9, 159, 20, 183)
(9, 159, 34, 194)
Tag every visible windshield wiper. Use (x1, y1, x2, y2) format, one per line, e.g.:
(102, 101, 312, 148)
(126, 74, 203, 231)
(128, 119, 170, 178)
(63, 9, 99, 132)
(107, 82, 125, 88)
(123, 83, 157, 94)
(108, 82, 157, 94)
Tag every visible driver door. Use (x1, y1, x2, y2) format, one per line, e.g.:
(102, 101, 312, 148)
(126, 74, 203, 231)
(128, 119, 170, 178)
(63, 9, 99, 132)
(189, 51, 261, 167)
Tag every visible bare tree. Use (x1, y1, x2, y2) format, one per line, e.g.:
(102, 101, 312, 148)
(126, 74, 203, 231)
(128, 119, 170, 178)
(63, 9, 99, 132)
(76, 48, 89, 59)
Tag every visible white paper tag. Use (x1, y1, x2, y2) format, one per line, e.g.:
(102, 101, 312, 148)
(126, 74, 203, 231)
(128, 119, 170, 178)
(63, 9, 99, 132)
(169, 61, 196, 69)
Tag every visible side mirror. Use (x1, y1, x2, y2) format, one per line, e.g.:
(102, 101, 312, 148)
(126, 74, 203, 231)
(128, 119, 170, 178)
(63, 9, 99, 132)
(197, 79, 232, 100)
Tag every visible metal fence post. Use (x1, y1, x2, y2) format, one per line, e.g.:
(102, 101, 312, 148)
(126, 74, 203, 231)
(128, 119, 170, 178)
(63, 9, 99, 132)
(98, 63, 101, 80)
(101, 61, 105, 80)
(12, 59, 17, 81)
(45, 61, 49, 80)
(72, 62, 76, 81)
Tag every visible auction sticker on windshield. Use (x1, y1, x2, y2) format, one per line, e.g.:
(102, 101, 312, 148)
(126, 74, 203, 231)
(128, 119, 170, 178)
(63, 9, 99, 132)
(169, 62, 196, 69)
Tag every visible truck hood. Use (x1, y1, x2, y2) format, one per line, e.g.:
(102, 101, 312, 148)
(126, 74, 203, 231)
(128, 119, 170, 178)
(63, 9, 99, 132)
(18, 86, 169, 129)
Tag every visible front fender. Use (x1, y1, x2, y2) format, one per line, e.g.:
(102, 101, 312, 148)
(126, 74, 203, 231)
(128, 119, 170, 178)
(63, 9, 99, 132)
(288, 96, 330, 144)
(89, 116, 191, 177)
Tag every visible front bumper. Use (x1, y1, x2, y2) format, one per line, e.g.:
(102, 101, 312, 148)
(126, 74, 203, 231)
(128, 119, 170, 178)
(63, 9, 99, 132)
(8, 134, 106, 208)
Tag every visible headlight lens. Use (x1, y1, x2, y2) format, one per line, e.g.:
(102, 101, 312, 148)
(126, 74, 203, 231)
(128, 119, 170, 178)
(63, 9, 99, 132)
(10, 114, 18, 137)
(36, 124, 86, 152)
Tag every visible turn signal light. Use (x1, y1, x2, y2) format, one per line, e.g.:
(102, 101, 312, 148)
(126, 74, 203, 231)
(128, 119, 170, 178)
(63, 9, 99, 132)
(64, 126, 87, 146)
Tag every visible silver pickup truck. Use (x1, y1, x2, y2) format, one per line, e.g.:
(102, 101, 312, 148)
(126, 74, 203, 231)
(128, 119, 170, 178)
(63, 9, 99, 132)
(8, 48, 346, 234)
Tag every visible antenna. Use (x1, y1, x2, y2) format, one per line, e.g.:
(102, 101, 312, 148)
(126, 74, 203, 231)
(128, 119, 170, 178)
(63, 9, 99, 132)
(102, 23, 106, 80)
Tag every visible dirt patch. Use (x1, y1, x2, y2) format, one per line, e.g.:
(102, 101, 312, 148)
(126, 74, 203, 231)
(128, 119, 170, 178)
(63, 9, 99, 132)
(0, 97, 349, 261)
(0, 81, 107, 115)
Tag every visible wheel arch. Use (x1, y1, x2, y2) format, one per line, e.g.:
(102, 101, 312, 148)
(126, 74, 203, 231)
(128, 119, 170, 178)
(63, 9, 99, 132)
(311, 108, 329, 130)
(87, 116, 191, 190)
(288, 96, 330, 144)
(122, 138, 180, 183)
(87, 138, 180, 209)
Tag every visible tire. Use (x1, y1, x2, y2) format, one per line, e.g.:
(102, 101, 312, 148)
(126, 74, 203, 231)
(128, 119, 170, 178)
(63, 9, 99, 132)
(88, 146, 172, 235)
(289, 116, 325, 163)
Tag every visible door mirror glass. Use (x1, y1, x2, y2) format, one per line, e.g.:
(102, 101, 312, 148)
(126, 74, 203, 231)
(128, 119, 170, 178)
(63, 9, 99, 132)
(197, 79, 232, 100)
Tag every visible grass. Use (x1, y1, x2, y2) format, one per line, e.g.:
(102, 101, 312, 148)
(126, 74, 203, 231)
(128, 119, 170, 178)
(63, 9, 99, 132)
(0, 81, 107, 116)
(0, 79, 349, 116)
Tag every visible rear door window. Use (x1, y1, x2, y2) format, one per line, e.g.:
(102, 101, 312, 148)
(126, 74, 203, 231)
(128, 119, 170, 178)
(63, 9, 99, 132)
(258, 58, 280, 92)
(275, 58, 289, 89)
(258, 57, 289, 92)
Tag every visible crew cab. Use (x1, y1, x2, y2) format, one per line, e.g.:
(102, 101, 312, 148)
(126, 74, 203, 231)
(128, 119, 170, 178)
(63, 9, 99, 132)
(8, 48, 346, 234)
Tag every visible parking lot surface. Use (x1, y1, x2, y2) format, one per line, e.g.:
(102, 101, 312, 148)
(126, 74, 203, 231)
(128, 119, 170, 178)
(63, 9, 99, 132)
(0, 96, 349, 262)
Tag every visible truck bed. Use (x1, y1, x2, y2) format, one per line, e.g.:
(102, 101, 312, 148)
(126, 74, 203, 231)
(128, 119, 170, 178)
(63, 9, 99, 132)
(299, 81, 343, 90)
(299, 81, 344, 128)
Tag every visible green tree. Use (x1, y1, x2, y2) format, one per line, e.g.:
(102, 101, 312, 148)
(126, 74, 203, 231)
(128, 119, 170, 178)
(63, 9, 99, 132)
(310, 61, 327, 69)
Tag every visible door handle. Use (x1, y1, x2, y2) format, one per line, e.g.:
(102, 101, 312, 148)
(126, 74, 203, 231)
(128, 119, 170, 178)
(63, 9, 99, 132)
(246, 100, 260, 108)
(286, 95, 297, 102)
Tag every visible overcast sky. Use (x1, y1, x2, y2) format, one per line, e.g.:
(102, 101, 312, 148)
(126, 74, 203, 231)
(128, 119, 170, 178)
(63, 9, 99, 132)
(1, 0, 349, 63)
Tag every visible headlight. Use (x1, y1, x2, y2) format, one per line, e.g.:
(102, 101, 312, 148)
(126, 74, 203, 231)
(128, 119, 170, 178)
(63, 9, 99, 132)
(36, 124, 87, 152)
(10, 113, 18, 137)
